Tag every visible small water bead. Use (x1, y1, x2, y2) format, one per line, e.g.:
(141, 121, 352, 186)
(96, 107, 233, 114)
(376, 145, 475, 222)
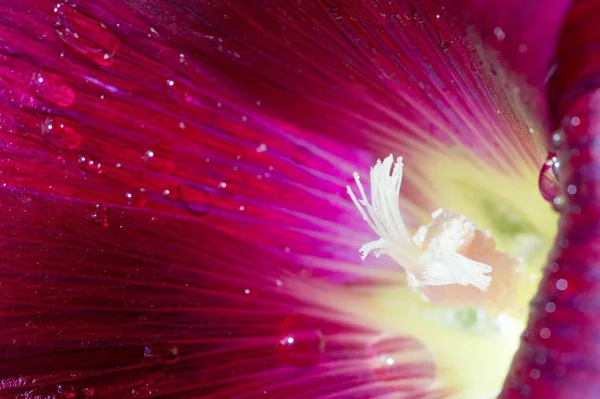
(164, 77, 193, 103)
(164, 184, 212, 215)
(143, 342, 179, 364)
(41, 117, 83, 149)
(31, 72, 75, 107)
(125, 190, 147, 208)
(55, 4, 119, 66)
(278, 314, 325, 367)
(140, 143, 175, 173)
(91, 204, 108, 227)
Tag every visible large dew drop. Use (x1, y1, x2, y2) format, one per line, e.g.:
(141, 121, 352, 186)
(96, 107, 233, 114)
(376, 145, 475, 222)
(55, 3, 119, 66)
(41, 116, 83, 149)
(278, 314, 325, 367)
(538, 153, 562, 210)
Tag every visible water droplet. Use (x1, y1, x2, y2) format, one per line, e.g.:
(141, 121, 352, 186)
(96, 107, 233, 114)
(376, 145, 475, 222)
(91, 204, 108, 227)
(41, 117, 83, 149)
(143, 342, 179, 364)
(55, 4, 119, 66)
(367, 336, 435, 385)
(278, 314, 325, 367)
(440, 40, 449, 50)
(556, 278, 568, 291)
(538, 153, 559, 204)
(77, 155, 103, 174)
(165, 184, 212, 215)
(31, 72, 75, 107)
(164, 77, 193, 103)
(140, 143, 175, 173)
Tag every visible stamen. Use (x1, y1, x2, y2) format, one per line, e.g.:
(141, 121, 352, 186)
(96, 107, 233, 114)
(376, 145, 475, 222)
(347, 155, 503, 299)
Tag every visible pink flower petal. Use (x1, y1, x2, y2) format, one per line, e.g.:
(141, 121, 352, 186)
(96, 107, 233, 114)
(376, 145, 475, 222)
(0, 187, 441, 398)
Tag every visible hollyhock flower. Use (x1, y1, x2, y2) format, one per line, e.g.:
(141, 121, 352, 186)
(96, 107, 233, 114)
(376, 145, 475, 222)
(0, 1, 583, 399)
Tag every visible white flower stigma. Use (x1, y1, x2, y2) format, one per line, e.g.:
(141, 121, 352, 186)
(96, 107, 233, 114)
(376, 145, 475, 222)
(347, 155, 493, 293)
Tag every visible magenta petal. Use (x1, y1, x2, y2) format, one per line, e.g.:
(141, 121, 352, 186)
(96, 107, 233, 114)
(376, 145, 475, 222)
(0, 189, 436, 398)
(123, 0, 538, 152)
(0, 0, 382, 279)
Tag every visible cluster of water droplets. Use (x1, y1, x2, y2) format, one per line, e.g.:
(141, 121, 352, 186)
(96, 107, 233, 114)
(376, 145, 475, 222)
(21, 1, 233, 228)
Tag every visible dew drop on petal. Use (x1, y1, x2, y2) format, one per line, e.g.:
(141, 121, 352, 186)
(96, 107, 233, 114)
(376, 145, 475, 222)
(31, 72, 75, 107)
(140, 143, 175, 173)
(125, 190, 147, 208)
(167, 184, 212, 215)
(55, 4, 119, 66)
(77, 155, 103, 174)
(143, 342, 179, 364)
(41, 116, 83, 149)
(367, 336, 435, 386)
(164, 78, 194, 103)
(538, 153, 560, 204)
(91, 204, 108, 227)
(278, 314, 325, 367)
